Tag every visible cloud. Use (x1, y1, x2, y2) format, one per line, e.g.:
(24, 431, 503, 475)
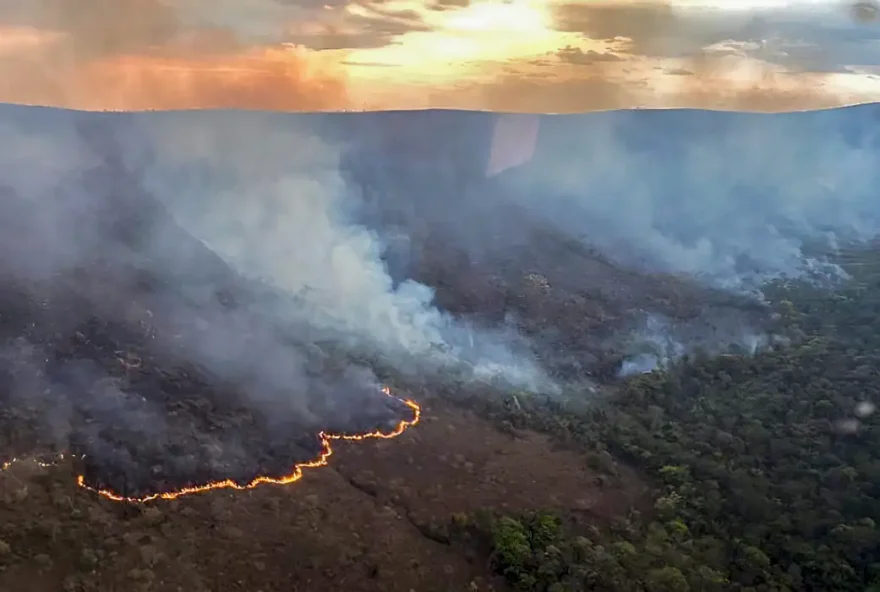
(552, 0, 880, 72)
(427, 0, 472, 10)
(0, 0, 349, 110)
(286, 2, 433, 50)
(556, 45, 624, 65)
(552, 1, 707, 57)
(455, 70, 637, 112)
(0, 0, 876, 112)
(435, 56, 871, 113)
(0, 0, 182, 57)
(521, 1, 880, 112)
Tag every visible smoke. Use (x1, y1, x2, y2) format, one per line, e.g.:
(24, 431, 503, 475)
(476, 107, 880, 375)
(618, 313, 771, 377)
(491, 107, 880, 293)
(0, 105, 552, 492)
(452, 56, 867, 115)
(5, 97, 878, 465)
(0, 104, 560, 494)
(127, 111, 553, 393)
(0, 108, 552, 393)
(424, 0, 879, 114)
(329, 107, 877, 377)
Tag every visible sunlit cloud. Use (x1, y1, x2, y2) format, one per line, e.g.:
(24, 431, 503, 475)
(0, 0, 876, 112)
(345, 0, 588, 79)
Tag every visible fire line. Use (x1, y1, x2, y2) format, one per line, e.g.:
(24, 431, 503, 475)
(3, 387, 421, 504)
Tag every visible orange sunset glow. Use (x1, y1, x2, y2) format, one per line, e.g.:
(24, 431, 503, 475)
(0, 0, 877, 112)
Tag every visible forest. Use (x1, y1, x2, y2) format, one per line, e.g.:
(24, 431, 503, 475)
(445, 248, 880, 591)
(2, 105, 880, 591)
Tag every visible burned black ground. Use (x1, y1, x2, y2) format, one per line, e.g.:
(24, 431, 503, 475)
(0, 120, 414, 500)
(0, 108, 850, 591)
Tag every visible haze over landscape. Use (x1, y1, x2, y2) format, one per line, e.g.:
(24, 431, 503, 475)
(0, 1, 879, 591)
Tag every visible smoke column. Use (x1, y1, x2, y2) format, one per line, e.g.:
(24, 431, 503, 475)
(490, 108, 880, 291)
(128, 111, 554, 393)
(481, 109, 880, 375)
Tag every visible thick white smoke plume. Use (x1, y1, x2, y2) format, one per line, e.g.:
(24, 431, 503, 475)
(481, 110, 880, 377)
(130, 112, 553, 393)
(494, 108, 880, 292)
(0, 105, 564, 488)
(8, 105, 876, 394)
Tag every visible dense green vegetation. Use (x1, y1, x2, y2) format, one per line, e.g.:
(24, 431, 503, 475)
(454, 252, 880, 591)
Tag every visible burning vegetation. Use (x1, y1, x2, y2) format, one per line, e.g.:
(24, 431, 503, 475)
(73, 389, 421, 503)
(0, 104, 879, 592)
(0, 115, 431, 506)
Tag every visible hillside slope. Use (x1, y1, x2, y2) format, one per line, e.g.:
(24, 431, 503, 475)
(0, 103, 878, 591)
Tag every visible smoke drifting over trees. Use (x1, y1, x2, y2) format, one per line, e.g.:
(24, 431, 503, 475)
(1, 102, 878, 489)
(492, 109, 880, 288)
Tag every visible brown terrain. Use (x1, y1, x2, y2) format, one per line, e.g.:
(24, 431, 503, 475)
(0, 117, 744, 591)
(0, 395, 647, 592)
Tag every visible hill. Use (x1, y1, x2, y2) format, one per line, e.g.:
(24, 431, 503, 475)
(0, 103, 877, 590)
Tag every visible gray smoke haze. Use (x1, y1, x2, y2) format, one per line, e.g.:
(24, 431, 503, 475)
(475, 109, 880, 376)
(618, 313, 771, 377)
(123, 111, 553, 393)
(0, 145, 383, 484)
(0, 106, 561, 494)
(4, 103, 878, 422)
(0, 105, 553, 422)
(493, 109, 880, 293)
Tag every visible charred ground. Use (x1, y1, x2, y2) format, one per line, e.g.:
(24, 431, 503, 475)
(0, 111, 700, 590)
(0, 106, 876, 592)
(0, 118, 415, 501)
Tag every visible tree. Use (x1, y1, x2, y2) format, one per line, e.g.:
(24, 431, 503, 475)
(646, 566, 690, 592)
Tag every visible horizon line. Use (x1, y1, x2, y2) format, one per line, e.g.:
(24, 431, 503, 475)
(0, 100, 878, 117)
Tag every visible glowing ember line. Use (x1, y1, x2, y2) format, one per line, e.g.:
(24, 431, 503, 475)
(1, 453, 75, 471)
(74, 387, 421, 503)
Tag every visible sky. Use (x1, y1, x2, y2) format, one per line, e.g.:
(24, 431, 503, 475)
(0, 0, 878, 112)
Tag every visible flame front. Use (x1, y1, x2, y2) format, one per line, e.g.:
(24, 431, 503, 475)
(5, 387, 421, 504)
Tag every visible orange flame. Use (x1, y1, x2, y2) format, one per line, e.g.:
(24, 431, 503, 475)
(1, 453, 75, 471)
(36, 386, 419, 504)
